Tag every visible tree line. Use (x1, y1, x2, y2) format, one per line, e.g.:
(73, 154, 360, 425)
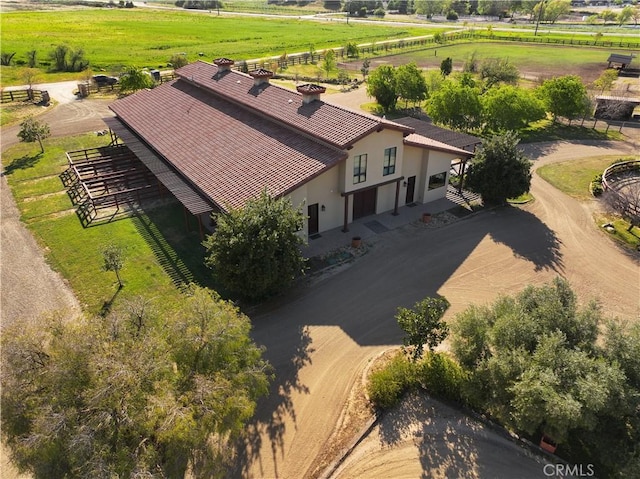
(366, 56, 595, 134)
(1, 285, 271, 478)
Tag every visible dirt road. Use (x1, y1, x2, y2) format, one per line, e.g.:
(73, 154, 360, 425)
(235, 139, 638, 479)
(1, 85, 113, 326)
(1, 86, 113, 479)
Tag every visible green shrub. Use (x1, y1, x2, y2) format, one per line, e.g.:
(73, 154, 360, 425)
(367, 352, 416, 409)
(416, 352, 467, 402)
(590, 174, 603, 196)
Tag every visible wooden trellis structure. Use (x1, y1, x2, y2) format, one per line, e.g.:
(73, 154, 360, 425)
(62, 144, 166, 226)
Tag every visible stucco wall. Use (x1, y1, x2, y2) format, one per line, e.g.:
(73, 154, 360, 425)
(343, 129, 405, 194)
(288, 165, 343, 236)
(422, 151, 457, 203)
(288, 135, 463, 235)
(402, 146, 426, 203)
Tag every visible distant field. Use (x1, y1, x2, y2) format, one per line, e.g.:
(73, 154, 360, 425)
(378, 42, 638, 84)
(0, 8, 440, 85)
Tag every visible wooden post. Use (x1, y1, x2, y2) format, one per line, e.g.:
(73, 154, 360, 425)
(342, 194, 349, 233)
(393, 180, 400, 216)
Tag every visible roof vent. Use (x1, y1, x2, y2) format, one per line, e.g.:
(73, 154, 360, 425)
(213, 57, 235, 72)
(297, 83, 326, 104)
(249, 68, 274, 86)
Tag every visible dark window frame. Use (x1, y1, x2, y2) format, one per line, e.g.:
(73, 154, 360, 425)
(353, 154, 367, 184)
(428, 171, 447, 190)
(383, 146, 397, 176)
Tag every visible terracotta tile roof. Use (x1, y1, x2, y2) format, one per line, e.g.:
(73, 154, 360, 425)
(109, 80, 347, 211)
(395, 116, 481, 152)
(103, 117, 214, 215)
(404, 133, 474, 158)
(176, 61, 412, 149)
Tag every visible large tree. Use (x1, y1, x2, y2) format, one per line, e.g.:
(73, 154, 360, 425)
(118, 66, 155, 93)
(538, 75, 590, 123)
(414, 0, 443, 17)
(366, 64, 399, 114)
(1, 286, 270, 478)
(395, 62, 428, 108)
(481, 84, 546, 132)
(479, 57, 520, 90)
(450, 279, 639, 476)
(464, 131, 532, 205)
(322, 49, 336, 78)
(396, 296, 450, 361)
(426, 79, 482, 131)
(203, 189, 306, 301)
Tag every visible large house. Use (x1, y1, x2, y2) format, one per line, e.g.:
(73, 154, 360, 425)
(105, 58, 473, 237)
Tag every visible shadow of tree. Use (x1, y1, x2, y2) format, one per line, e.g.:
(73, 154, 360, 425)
(2, 152, 43, 175)
(418, 404, 483, 478)
(99, 284, 122, 317)
(378, 392, 426, 447)
(232, 325, 314, 478)
(225, 205, 564, 476)
(488, 206, 564, 273)
(376, 393, 483, 478)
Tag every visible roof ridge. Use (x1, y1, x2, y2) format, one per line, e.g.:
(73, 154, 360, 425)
(176, 61, 413, 148)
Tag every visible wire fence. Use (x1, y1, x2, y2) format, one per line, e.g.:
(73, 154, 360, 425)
(237, 31, 640, 72)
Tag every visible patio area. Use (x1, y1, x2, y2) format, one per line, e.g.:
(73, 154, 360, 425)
(303, 186, 482, 260)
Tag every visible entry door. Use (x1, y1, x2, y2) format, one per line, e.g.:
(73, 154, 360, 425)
(308, 203, 319, 235)
(353, 188, 377, 220)
(405, 176, 416, 204)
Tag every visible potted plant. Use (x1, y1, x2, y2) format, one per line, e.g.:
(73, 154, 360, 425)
(422, 212, 432, 224)
(539, 434, 557, 454)
(351, 236, 362, 248)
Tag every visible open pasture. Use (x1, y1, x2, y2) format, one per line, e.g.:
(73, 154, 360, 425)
(0, 8, 440, 84)
(367, 42, 638, 84)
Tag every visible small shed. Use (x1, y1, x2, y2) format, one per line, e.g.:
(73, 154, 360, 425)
(607, 53, 634, 70)
(595, 95, 640, 121)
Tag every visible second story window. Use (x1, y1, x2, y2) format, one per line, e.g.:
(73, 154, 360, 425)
(353, 154, 367, 184)
(383, 147, 397, 176)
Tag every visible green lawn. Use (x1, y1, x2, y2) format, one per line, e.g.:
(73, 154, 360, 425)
(389, 41, 636, 81)
(536, 155, 628, 201)
(0, 9, 438, 85)
(1, 133, 215, 315)
(537, 155, 640, 250)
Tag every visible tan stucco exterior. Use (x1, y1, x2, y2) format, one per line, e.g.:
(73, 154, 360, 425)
(288, 127, 466, 236)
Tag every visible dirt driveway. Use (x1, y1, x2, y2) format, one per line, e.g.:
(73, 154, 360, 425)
(232, 134, 638, 479)
(1, 85, 638, 479)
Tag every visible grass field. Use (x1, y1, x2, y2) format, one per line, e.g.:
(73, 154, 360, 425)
(373, 41, 638, 84)
(0, 8, 440, 85)
(537, 155, 640, 250)
(1, 133, 215, 314)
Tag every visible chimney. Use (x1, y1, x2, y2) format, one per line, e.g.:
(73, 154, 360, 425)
(249, 68, 274, 87)
(213, 57, 234, 72)
(297, 84, 326, 104)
